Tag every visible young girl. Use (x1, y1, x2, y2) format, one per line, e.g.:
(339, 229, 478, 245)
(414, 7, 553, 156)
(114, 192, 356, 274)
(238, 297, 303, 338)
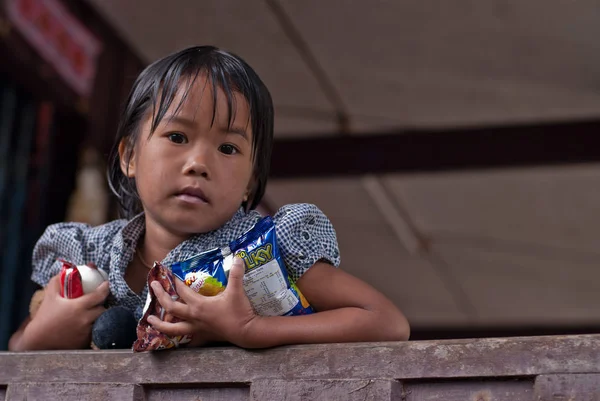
(9, 46, 409, 351)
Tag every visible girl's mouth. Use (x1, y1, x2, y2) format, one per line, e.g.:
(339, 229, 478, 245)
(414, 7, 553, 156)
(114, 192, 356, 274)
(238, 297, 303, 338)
(176, 187, 210, 204)
(176, 194, 208, 204)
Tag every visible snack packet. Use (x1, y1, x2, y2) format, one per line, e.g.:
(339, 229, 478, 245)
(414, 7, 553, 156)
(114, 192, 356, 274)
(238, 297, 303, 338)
(171, 216, 313, 316)
(132, 262, 192, 352)
(133, 256, 230, 352)
(227, 216, 313, 316)
(171, 248, 228, 297)
(133, 216, 313, 352)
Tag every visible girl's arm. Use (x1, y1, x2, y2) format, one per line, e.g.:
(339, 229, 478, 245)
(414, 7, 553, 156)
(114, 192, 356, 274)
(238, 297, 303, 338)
(148, 258, 409, 348)
(8, 316, 32, 351)
(241, 261, 409, 347)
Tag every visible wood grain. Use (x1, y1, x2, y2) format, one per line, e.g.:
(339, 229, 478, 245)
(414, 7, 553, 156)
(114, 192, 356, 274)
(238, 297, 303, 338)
(250, 379, 402, 401)
(535, 374, 600, 401)
(0, 336, 598, 400)
(0, 335, 597, 384)
(145, 386, 249, 401)
(404, 379, 533, 401)
(5, 383, 144, 401)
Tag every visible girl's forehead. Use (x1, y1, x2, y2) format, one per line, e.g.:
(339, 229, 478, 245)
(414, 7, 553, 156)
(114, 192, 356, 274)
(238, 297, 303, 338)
(148, 73, 253, 138)
(169, 74, 249, 118)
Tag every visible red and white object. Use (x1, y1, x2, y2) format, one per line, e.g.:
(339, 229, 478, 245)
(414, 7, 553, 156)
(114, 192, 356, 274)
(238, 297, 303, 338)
(59, 260, 108, 298)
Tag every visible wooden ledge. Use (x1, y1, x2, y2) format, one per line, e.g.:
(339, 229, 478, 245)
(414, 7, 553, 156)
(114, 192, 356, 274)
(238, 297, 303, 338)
(1, 335, 598, 400)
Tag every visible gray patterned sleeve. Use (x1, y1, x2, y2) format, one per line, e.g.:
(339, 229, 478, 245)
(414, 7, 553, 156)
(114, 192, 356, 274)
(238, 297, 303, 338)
(273, 204, 341, 282)
(30, 221, 113, 287)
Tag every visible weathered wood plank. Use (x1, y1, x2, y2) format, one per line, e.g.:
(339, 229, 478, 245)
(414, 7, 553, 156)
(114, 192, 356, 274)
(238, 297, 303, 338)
(3, 384, 24, 401)
(0, 335, 597, 384)
(145, 386, 248, 401)
(249, 379, 402, 401)
(5, 383, 144, 401)
(535, 374, 600, 401)
(404, 379, 534, 401)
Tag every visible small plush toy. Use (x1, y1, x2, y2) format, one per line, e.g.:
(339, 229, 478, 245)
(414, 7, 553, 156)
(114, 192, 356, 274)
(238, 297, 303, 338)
(91, 306, 138, 349)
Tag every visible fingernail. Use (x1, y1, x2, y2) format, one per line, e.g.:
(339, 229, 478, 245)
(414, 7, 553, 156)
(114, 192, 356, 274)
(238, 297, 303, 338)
(147, 315, 157, 324)
(150, 281, 160, 291)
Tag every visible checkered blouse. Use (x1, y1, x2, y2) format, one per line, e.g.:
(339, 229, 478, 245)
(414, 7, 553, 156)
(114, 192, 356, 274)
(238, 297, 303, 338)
(30, 204, 340, 319)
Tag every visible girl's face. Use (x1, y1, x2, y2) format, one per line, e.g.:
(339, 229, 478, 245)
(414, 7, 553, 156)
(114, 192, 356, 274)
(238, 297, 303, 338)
(120, 75, 254, 237)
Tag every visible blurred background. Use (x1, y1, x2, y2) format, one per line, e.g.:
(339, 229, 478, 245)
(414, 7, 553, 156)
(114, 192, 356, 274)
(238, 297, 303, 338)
(1, 0, 599, 350)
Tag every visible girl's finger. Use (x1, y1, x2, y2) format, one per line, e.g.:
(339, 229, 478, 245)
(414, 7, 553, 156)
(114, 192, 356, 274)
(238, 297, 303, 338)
(45, 274, 62, 297)
(224, 257, 245, 294)
(173, 277, 208, 305)
(147, 316, 195, 337)
(77, 281, 109, 308)
(150, 281, 192, 319)
(87, 305, 107, 322)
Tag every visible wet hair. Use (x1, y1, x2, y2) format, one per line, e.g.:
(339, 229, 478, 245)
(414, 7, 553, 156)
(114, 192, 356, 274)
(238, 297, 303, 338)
(107, 45, 274, 219)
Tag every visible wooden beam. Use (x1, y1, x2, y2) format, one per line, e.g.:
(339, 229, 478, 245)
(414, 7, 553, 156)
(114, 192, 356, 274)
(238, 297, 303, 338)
(535, 374, 600, 400)
(1, 336, 599, 400)
(250, 379, 402, 401)
(270, 119, 600, 178)
(2, 335, 599, 383)
(5, 383, 145, 401)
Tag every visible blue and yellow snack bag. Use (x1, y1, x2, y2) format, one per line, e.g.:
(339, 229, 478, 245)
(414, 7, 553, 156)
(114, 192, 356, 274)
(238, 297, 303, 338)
(171, 248, 227, 296)
(226, 216, 314, 316)
(171, 216, 313, 316)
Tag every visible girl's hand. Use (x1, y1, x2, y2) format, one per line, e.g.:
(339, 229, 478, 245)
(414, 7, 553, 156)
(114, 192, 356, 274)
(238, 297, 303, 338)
(147, 258, 260, 348)
(186, 330, 227, 347)
(18, 274, 109, 350)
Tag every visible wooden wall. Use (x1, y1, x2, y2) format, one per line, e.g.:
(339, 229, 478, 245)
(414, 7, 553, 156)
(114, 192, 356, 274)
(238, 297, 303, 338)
(1, 335, 599, 400)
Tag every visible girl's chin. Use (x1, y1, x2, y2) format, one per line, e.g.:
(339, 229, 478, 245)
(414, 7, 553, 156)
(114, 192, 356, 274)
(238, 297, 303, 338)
(166, 217, 222, 235)
(146, 207, 236, 235)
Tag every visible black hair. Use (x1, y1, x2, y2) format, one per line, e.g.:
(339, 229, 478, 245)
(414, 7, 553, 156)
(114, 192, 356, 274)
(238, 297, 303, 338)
(107, 45, 274, 219)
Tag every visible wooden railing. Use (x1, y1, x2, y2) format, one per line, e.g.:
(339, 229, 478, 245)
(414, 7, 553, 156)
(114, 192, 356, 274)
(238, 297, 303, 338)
(1, 334, 599, 400)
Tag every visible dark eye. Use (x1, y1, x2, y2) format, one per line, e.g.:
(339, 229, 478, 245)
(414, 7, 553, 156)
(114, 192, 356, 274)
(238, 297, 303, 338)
(168, 133, 187, 144)
(219, 144, 238, 155)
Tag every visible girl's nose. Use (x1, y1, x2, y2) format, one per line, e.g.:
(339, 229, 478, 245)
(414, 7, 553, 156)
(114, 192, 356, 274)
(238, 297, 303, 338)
(182, 153, 210, 178)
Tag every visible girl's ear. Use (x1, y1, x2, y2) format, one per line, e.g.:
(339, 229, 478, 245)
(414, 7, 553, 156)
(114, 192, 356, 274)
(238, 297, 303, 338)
(118, 139, 136, 178)
(245, 175, 257, 203)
